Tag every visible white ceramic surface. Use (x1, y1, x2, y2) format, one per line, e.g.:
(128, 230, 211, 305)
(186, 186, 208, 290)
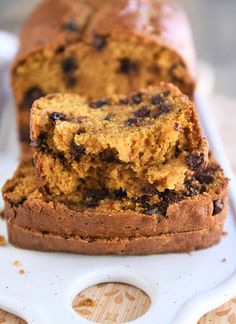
(0, 95, 236, 324)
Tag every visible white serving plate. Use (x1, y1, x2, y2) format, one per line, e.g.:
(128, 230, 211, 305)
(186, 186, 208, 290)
(0, 93, 236, 324)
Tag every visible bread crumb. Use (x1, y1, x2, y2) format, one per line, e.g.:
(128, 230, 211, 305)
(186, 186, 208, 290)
(78, 298, 96, 307)
(222, 231, 228, 236)
(18, 269, 25, 275)
(221, 258, 227, 263)
(0, 235, 6, 246)
(13, 260, 21, 267)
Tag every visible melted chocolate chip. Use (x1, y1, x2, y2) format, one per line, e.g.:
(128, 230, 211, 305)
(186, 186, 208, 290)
(56, 152, 66, 163)
(63, 20, 80, 31)
(151, 94, 162, 105)
(131, 92, 143, 104)
(119, 98, 130, 105)
(61, 57, 78, 74)
(89, 99, 110, 108)
(31, 132, 48, 151)
(112, 188, 127, 200)
(71, 142, 85, 161)
(213, 199, 224, 215)
(48, 112, 65, 122)
(195, 173, 214, 185)
(125, 118, 138, 126)
(92, 33, 107, 51)
(133, 106, 150, 118)
(84, 189, 108, 208)
(158, 190, 184, 214)
(152, 103, 172, 119)
(22, 86, 45, 109)
(56, 46, 65, 53)
(100, 150, 118, 163)
(185, 153, 204, 171)
(66, 76, 78, 87)
(119, 58, 139, 75)
(143, 206, 160, 215)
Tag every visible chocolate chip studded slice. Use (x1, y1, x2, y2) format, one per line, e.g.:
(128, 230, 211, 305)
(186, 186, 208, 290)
(213, 199, 224, 215)
(185, 153, 204, 171)
(22, 86, 45, 109)
(92, 33, 107, 51)
(61, 57, 78, 74)
(48, 112, 65, 122)
(119, 58, 139, 75)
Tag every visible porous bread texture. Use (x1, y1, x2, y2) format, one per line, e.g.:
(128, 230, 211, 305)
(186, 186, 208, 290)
(30, 84, 208, 199)
(11, 0, 196, 142)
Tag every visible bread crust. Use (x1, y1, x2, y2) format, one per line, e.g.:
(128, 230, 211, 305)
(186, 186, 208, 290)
(7, 220, 224, 255)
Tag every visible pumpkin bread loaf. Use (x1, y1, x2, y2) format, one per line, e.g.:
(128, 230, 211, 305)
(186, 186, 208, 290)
(30, 84, 208, 199)
(2, 158, 228, 254)
(11, 0, 196, 142)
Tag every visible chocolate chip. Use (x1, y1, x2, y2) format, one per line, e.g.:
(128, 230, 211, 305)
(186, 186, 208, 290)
(119, 98, 130, 105)
(31, 132, 48, 151)
(119, 58, 139, 75)
(125, 118, 138, 126)
(136, 195, 149, 204)
(92, 33, 107, 51)
(66, 77, 77, 87)
(84, 189, 108, 208)
(133, 106, 150, 118)
(152, 103, 172, 119)
(213, 199, 224, 215)
(143, 206, 160, 215)
(71, 142, 85, 161)
(195, 173, 214, 185)
(112, 188, 127, 200)
(104, 114, 113, 121)
(131, 92, 143, 104)
(56, 152, 66, 163)
(56, 46, 65, 53)
(48, 112, 65, 122)
(63, 20, 80, 31)
(22, 86, 45, 109)
(89, 99, 110, 108)
(157, 190, 184, 214)
(184, 179, 203, 197)
(100, 150, 118, 163)
(61, 57, 78, 74)
(185, 153, 204, 171)
(151, 94, 162, 105)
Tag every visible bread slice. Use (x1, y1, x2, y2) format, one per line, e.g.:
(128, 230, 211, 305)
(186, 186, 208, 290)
(11, 0, 196, 142)
(2, 158, 228, 254)
(30, 84, 208, 199)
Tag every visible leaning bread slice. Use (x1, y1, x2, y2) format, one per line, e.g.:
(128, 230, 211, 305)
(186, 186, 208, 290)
(30, 84, 208, 199)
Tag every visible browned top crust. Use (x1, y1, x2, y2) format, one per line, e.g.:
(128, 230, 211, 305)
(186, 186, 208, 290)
(13, 0, 196, 77)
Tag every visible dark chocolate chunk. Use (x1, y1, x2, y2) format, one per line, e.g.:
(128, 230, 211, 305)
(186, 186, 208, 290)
(158, 190, 184, 214)
(22, 86, 45, 109)
(125, 118, 138, 126)
(185, 153, 204, 171)
(89, 99, 110, 109)
(213, 199, 224, 215)
(66, 76, 78, 88)
(92, 33, 107, 51)
(133, 106, 150, 118)
(56, 152, 66, 163)
(112, 188, 127, 200)
(48, 112, 65, 122)
(151, 94, 162, 105)
(119, 58, 139, 75)
(152, 103, 172, 119)
(195, 173, 214, 185)
(84, 189, 108, 208)
(56, 46, 65, 54)
(71, 142, 85, 161)
(136, 195, 149, 204)
(61, 57, 78, 74)
(63, 20, 80, 32)
(31, 132, 48, 151)
(100, 149, 119, 163)
(119, 98, 130, 105)
(143, 205, 160, 215)
(131, 92, 143, 104)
